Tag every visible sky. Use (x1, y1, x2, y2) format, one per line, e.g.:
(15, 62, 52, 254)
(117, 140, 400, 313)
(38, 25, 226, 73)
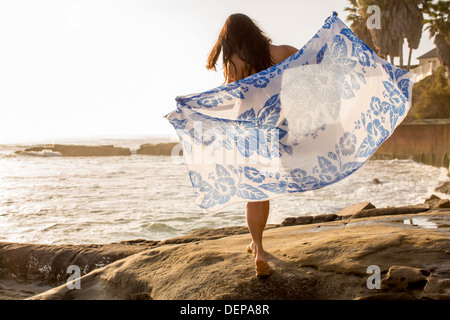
(0, 0, 435, 144)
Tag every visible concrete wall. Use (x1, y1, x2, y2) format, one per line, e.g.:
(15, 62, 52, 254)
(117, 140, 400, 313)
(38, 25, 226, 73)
(372, 120, 450, 171)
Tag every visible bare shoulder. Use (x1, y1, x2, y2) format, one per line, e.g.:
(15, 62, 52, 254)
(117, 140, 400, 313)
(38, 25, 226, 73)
(270, 45, 298, 64)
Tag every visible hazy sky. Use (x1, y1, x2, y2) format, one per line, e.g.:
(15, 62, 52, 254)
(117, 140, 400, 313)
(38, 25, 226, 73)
(0, 0, 434, 143)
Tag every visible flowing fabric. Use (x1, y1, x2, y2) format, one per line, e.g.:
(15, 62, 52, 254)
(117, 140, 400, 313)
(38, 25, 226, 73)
(164, 12, 416, 213)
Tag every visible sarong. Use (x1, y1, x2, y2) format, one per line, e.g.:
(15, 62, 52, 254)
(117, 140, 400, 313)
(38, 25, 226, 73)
(164, 12, 417, 213)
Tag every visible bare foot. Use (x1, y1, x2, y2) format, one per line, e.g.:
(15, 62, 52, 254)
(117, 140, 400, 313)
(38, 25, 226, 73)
(246, 242, 273, 277)
(254, 249, 273, 278)
(255, 259, 273, 278)
(246, 241, 256, 257)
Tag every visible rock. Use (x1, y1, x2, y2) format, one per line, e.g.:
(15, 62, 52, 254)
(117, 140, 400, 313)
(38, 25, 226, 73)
(435, 181, 450, 195)
(136, 143, 182, 156)
(295, 216, 314, 225)
(281, 215, 334, 226)
(372, 178, 383, 185)
(350, 204, 430, 219)
(424, 196, 450, 209)
(425, 194, 441, 203)
(336, 202, 376, 218)
(312, 214, 338, 224)
(17, 144, 131, 157)
(381, 265, 430, 291)
(281, 217, 297, 226)
(2, 209, 449, 300)
(160, 226, 254, 245)
(356, 292, 418, 300)
(423, 275, 450, 299)
(435, 199, 450, 209)
(0, 242, 153, 285)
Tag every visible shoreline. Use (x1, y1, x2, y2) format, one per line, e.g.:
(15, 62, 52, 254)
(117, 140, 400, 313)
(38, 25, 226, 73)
(1, 195, 449, 300)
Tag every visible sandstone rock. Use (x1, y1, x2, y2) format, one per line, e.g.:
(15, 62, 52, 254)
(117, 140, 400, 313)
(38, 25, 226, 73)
(336, 202, 376, 218)
(160, 226, 252, 245)
(2, 210, 449, 300)
(356, 292, 418, 300)
(425, 197, 450, 209)
(381, 265, 430, 291)
(350, 204, 430, 219)
(281, 217, 297, 226)
(0, 242, 153, 285)
(26, 211, 450, 300)
(423, 274, 450, 299)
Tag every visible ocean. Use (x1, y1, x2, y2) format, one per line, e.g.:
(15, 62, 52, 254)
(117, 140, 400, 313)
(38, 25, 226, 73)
(0, 137, 448, 245)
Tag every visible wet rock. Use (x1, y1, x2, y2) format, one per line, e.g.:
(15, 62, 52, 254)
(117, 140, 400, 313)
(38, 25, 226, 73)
(424, 196, 450, 209)
(425, 194, 442, 202)
(435, 181, 450, 195)
(295, 216, 314, 225)
(372, 178, 383, 185)
(136, 143, 182, 156)
(281, 217, 297, 226)
(350, 204, 430, 219)
(312, 214, 338, 224)
(0, 242, 153, 285)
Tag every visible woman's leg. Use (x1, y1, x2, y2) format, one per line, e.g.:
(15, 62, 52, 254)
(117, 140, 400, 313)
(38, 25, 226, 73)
(246, 200, 272, 276)
(247, 200, 269, 252)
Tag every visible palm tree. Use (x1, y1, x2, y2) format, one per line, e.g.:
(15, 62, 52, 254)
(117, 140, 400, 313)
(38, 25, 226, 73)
(344, 0, 379, 55)
(423, 0, 450, 82)
(354, 0, 400, 64)
(353, 0, 425, 69)
(403, 0, 427, 70)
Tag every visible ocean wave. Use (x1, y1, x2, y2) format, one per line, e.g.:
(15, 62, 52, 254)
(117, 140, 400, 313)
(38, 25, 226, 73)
(0, 156, 445, 245)
(141, 222, 180, 233)
(19, 150, 63, 157)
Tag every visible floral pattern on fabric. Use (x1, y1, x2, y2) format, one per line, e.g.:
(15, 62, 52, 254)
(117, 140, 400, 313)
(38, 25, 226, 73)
(165, 12, 416, 212)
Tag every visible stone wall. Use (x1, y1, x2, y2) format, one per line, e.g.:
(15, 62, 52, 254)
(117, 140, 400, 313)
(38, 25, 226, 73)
(372, 120, 450, 171)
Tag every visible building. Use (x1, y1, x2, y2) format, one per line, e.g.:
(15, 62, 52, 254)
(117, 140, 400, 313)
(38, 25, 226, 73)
(410, 48, 443, 81)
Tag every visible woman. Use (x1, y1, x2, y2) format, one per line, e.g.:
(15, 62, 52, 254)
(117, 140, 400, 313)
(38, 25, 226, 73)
(206, 13, 298, 277)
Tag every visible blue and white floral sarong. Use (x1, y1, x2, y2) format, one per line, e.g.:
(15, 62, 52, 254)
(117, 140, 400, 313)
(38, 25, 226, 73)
(165, 12, 416, 213)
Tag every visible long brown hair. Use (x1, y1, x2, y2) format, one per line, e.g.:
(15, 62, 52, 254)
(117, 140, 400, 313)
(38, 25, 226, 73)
(206, 13, 273, 82)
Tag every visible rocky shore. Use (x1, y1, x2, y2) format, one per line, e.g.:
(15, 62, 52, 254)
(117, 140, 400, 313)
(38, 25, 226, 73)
(1, 193, 449, 300)
(14, 142, 181, 157)
(16, 144, 132, 157)
(136, 142, 181, 156)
